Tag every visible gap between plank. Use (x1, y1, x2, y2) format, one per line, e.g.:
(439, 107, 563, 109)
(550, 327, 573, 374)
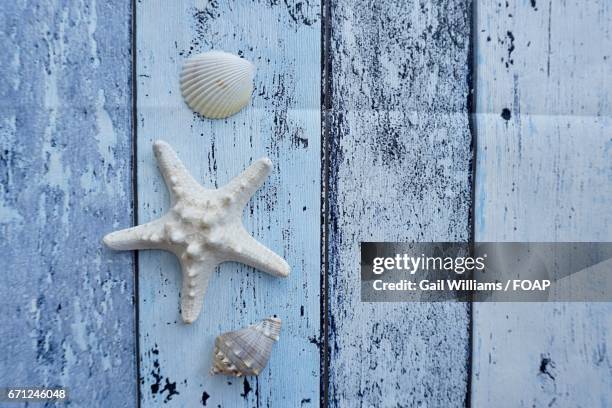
(130, 0, 141, 406)
(320, 0, 332, 406)
(466, 0, 479, 406)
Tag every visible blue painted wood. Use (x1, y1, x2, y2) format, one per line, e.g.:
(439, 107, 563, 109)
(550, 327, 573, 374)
(136, 1, 320, 406)
(327, 0, 473, 406)
(0, 0, 136, 406)
(473, 0, 612, 406)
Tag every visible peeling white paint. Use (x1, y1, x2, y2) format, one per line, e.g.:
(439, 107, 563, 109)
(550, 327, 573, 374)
(71, 300, 88, 351)
(61, 340, 77, 383)
(79, 165, 97, 191)
(0, 202, 23, 224)
(41, 14, 71, 226)
(10, 47, 20, 89)
(87, 0, 101, 69)
(95, 89, 117, 170)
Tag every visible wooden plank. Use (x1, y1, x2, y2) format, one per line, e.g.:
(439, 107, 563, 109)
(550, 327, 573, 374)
(327, 0, 473, 406)
(473, 1, 612, 406)
(0, 0, 136, 406)
(136, 1, 320, 406)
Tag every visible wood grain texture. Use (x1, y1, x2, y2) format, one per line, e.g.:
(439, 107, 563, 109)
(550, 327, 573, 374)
(0, 0, 136, 406)
(327, 0, 473, 406)
(473, 1, 612, 406)
(136, 1, 320, 406)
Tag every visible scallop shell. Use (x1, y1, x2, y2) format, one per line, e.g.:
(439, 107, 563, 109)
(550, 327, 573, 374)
(210, 317, 281, 377)
(180, 51, 256, 119)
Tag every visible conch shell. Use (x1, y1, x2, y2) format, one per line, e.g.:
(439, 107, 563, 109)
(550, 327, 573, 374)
(180, 51, 255, 119)
(210, 317, 281, 377)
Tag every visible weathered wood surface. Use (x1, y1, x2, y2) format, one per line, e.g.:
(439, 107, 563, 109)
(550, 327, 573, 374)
(136, 1, 320, 406)
(473, 1, 612, 406)
(327, 0, 473, 406)
(0, 0, 136, 406)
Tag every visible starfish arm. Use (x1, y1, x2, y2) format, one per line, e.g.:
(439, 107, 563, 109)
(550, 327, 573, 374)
(153, 140, 203, 200)
(103, 218, 167, 251)
(227, 227, 290, 278)
(179, 256, 218, 324)
(222, 157, 272, 209)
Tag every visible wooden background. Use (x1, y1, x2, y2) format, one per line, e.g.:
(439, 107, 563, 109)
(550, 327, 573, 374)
(1, 0, 610, 407)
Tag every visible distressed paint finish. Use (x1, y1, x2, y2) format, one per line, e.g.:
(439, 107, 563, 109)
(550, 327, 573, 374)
(136, 1, 320, 406)
(0, 0, 136, 406)
(327, 0, 473, 406)
(473, 1, 612, 407)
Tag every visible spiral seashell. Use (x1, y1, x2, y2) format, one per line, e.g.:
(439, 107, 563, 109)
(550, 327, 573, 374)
(180, 51, 256, 119)
(210, 317, 281, 377)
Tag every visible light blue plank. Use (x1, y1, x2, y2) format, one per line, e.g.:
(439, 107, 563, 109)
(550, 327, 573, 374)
(136, 1, 320, 406)
(327, 0, 473, 406)
(0, 0, 136, 406)
(473, 0, 612, 406)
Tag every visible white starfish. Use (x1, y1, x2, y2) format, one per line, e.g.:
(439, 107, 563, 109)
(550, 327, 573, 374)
(103, 140, 290, 323)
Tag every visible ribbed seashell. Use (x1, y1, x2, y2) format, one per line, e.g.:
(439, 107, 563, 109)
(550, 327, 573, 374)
(180, 51, 256, 119)
(210, 317, 281, 377)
